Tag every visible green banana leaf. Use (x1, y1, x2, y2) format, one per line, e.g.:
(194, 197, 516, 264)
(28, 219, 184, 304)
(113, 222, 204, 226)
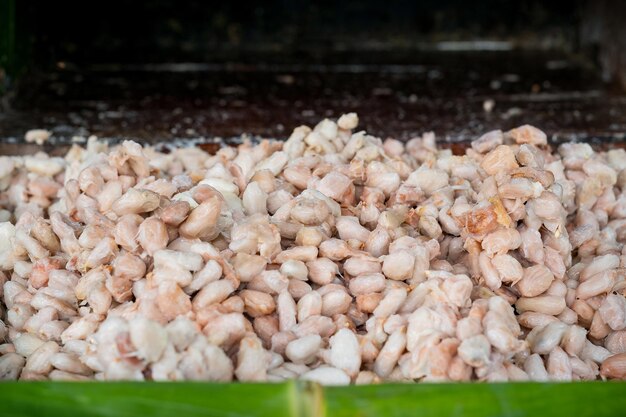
(1, 381, 625, 417)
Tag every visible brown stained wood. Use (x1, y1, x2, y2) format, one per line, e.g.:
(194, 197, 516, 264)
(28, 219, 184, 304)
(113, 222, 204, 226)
(1, 50, 625, 149)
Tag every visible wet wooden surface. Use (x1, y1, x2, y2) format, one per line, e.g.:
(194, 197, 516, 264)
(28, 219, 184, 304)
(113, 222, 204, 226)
(1, 50, 625, 150)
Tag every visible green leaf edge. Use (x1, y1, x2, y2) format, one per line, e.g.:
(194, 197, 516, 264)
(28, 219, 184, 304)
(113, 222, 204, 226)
(1, 381, 625, 417)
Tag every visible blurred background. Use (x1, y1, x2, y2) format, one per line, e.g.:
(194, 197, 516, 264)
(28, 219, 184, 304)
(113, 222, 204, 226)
(0, 0, 625, 148)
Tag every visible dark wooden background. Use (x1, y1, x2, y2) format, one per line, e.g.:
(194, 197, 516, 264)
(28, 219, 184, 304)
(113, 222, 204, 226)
(0, 0, 624, 150)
